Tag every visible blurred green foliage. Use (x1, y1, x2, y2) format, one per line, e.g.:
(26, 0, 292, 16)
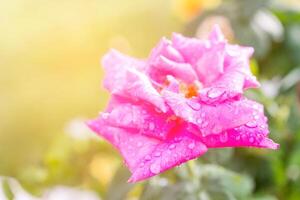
(1, 0, 300, 199)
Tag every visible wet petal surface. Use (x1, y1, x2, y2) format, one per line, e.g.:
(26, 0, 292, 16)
(88, 25, 278, 183)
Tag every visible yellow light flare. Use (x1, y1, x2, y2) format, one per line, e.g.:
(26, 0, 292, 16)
(172, 0, 222, 21)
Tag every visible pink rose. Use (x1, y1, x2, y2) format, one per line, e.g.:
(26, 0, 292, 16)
(87, 25, 278, 183)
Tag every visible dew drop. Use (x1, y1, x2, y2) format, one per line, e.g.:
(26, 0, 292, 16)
(155, 108, 162, 113)
(122, 113, 132, 125)
(201, 131, 209, 137)
(252, 112, 259, 120)
(137, 142, 143, 147)
(150, 163, 161, 174)
(145, 155, 151, 161)
(188, 142, 195, 149)
(196, 118, 203, 124)
(207, 88, 224, 99)
(139, 162, 145, 167)
(212, 125, 222, 134)
(253, 104, 259, 109)
(246, 121, 257, 128)
(169, 144, 176, 149)
(241, 134, 247, 141)
(201, 113, 205, 117)
(149, 122, 155, 131)
(154, 152, 161, 157)
(220, 132, 228, 143)
(202, 121, 209, 128)
(101, 113, 109, 119)
(187, 101, 201, 110)
(143, 123, 149, 130)
(254, 115, 259, 120)
(249, 137, 255, 143)
(234, 109, 239, 115)
(235, 135, 240, 141)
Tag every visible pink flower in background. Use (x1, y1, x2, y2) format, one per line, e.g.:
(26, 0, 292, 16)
(87, 25, 279, 183)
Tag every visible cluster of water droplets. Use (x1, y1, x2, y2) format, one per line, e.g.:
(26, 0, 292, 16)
(136, 135, 201, 177)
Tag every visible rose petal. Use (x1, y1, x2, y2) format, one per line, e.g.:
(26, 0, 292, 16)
(102, 49, 167, 112)
(200, 111, 279, 149)
(128, 126, 207, 182)
(172, 28, 260, 103)
(87, 118, 158, 171)
(98, 100, 179, 140)
(195, 42, 225, 86)
(225, 45, 260, 89)
(148, 38, 185, 63)
(209, 24, 226, 43)
(162, 91, 278, 149)
(87, 119, 207, 183)
(148, 55, 198, 84)
(171, 33, 210, 66)
(163, 91, 264, 137)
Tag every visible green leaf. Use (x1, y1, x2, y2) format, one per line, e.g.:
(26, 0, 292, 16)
(199, 164, 254, 199)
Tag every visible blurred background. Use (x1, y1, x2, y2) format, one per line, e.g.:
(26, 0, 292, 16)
(1, 0, 300, 199)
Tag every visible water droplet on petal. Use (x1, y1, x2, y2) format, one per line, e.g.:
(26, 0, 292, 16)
(249, 137, 255, 143)
(234, 109, 239, 115)
(139, 162, 145, 167)
(154, 152, 161, 157)
(246, 121, 257, 128)
(137, 142, 143, 147)
(187, 101, 201, 110)
(145, 155, 151, 161)
(201, 113, 205, 117)
(188, 142, 195, 149)
(254, 115, 259, 120)
(220, 132, 228, 143)
(155, 108, 162, 113)
(241, 134, 247, 141)
(202, 121, 209, 128)
(207, 88, 224, 99)
(150, 163, 161, 174)
(149, 122, 155, 131)
(196, 118, 203, 124)
(201, 131, 209, 137)
(143, 123, 149, 130)
(102, 113, 109, 119)
(122, 113, 132, 125)
(252, 112, 259, 120)
(212, 125, 222, 134)
(253, 104, 259, 109)
(169, 144, 176, 149)
(235, 135, 240, 141)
